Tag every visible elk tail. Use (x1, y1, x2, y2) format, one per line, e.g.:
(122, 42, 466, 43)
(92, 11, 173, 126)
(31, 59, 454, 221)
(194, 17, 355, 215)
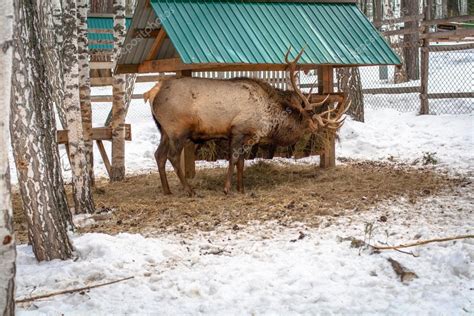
(144, 81, 164, 132)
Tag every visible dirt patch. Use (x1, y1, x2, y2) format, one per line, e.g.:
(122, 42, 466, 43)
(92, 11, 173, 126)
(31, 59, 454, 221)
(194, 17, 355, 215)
(12, 161, 465, 242)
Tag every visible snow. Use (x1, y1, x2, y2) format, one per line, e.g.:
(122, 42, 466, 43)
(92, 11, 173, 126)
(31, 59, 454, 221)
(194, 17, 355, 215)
(16, 184, 473, 314)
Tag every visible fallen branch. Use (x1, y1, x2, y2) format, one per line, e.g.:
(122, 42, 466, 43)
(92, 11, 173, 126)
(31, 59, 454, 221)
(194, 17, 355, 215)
(16, 276, 134, 304)
(373, 234, 473, 250)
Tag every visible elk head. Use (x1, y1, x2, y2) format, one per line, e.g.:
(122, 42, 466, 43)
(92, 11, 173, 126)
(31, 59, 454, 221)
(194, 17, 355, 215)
(285, 47, 350, 133)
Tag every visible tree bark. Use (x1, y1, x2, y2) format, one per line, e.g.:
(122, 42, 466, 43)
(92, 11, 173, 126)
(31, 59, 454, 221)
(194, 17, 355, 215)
(110, 0, 127, 182)
(337, 67, 365, 122)
(51, 0, 68, 129)
(0, 1, 16, 314)
(11, 0, 73, 262)
(61, 0, 95, 214)
(401, 0, 420, 81)
(77, 0, 95, 185)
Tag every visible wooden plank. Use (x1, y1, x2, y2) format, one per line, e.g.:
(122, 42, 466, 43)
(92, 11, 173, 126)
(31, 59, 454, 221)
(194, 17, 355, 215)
(145, 28, 167, 61)
(428, 43, 474, 52)
(420, 29, 474, 40)
(57, 125, 132, 144)
(383, 28, 421, 37)
(88, 28, 114, 34)
(91, 74, 173, 86)
(90, 61, 114, 69)
(428, 92, 474, 99)
(374, 14, 424, 27)
(421, 15, 474, 26)
(89, 40, 114, 45)
(362, 86, 420, 94)
(133, 29, 161, 38)
(96, 140, 111, 177)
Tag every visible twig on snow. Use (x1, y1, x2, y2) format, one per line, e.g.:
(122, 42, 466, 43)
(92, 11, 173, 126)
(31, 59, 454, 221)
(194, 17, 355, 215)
(372, 234, 474, 250)
(16, 276, 134, 304)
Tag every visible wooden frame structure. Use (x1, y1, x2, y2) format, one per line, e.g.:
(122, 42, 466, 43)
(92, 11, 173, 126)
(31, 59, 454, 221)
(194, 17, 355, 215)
(370, 4, 473, 114)
(57, 0, 400, 182)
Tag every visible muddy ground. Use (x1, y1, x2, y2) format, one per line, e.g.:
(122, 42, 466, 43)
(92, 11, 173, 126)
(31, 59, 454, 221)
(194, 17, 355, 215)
(12, 160, 468, 242)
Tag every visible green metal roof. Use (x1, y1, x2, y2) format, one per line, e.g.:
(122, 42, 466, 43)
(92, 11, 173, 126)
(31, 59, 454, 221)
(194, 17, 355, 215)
(150, 0, 400, 65)
(87, 17, 132, 50)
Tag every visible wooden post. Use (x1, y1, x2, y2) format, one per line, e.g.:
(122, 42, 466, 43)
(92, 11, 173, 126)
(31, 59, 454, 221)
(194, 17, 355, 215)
(177, 70, 196, 178)
(374, 0, 388, 80)
(420, 1, 432, 115)
(318, 66, 336, 168)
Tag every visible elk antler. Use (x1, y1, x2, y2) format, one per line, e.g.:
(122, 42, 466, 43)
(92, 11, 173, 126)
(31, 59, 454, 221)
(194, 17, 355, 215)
(313, 100, 352, 131)
(285, 46, 330, 110)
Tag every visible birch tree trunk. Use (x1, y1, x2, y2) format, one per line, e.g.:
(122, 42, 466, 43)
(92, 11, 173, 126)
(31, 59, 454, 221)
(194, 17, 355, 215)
(0, 1, 16, 313)
(61, 0, 95, 214)
(11, 0, 73, 262)
(110, 0, 127, 181)
(77, 0, 95, 185)
(51, 1, 68, 129)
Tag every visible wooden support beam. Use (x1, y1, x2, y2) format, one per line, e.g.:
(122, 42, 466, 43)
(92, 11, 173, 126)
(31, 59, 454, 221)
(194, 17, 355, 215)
(145, 28, 167, 61)
(90, 61, 114, 70)
(317, 66, 336, 169)
(96, 140, 112, 177)
(133, 29, 161, 38)
(56, 125, 132, 144)
(420, 29, 474, 40)
(180, 143, 196, 179)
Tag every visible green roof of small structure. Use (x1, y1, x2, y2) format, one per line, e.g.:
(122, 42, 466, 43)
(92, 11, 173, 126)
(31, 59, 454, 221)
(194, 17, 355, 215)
(87, 17, 132, 50)
(149, 0, 400, 65)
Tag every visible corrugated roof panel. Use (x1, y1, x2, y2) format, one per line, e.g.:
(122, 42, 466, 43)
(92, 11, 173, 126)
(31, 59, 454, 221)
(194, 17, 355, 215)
(150, 0, 400, 65)
(87, 17, 132, 50)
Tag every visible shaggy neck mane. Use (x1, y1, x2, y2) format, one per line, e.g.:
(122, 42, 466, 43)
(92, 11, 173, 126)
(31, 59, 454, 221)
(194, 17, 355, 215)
(230, 77, 304, 114)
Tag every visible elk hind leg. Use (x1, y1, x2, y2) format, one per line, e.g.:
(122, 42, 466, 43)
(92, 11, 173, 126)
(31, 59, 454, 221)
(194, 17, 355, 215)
(168, 137, 195, 196)
(155, 133, 171, 195)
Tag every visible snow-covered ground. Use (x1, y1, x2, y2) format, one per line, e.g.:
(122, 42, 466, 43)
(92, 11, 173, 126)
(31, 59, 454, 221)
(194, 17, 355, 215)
(13, 105, 474, 314)
(16, 183, 473, 314)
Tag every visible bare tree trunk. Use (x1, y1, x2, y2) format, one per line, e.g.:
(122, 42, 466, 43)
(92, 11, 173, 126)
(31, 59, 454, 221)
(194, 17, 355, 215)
(77, 0, 95, 185)
(337, 67, 365, 122)
(0, 1, 16, 314)
(11, 0, 73, 262)
(401, 0, 420, 81)
(61, 0, 95, 214)
(110, 0, 127, 182)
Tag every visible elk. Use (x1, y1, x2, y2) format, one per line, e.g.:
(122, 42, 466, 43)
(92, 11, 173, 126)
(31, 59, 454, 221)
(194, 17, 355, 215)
(144, 48, 348, 196)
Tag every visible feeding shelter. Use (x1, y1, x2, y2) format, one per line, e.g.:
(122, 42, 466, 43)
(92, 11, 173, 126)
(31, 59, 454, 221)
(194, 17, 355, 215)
(107, 0, 401, 178)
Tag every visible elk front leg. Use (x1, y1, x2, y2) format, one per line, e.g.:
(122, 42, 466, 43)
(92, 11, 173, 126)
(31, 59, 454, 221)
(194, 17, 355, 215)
(168, 138, 195, 196)
(236, 155, 245, 193)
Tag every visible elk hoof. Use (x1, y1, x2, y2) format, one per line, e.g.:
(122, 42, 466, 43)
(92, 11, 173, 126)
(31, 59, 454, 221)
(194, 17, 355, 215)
(223, 187, 230, 195)
(186, 188, 195, 197)
(163, 190, 172, 195)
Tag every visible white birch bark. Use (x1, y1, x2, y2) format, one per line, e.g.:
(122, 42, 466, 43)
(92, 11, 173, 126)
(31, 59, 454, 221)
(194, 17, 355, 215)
(11, 0, 73, 262)
(61, 0, 95, 214)
(110, 0, 127, 181)
(77, 0, 94, 184)
(51, 0, 68, 129)
(0, 0, 16, 313)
